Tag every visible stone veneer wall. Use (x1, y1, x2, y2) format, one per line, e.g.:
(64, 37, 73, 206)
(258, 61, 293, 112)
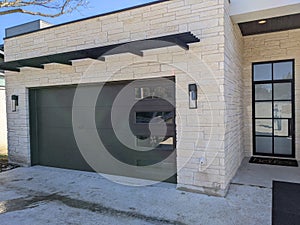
(5, 0, 231, 196)
(0, 87, 7, 154)
(243, 29, 300, 160)
(223, 0, 244, 187)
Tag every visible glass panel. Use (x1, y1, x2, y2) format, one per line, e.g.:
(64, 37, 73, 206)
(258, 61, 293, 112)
(274, 61, 293, 80)
(135, 86, 174, 100)
(274, 137, 292, 155)
(274, 119, 289, 137)
(135, 87, 151, 99)
(274, 101, 292, 118)
(0, 76, 4, 87)
(255, 119, 272, 136)
(255, 84, 272, 100)
(255, 102, 272, 118)
(274, 83, 291, 100)
(254, 64, 272, 81)
(136, 111, 173, 124)
(135, 87, 142, 99)
(153, 86, 174, 99)
(136, 136, 173, 150)
(256, 137, 272, 154)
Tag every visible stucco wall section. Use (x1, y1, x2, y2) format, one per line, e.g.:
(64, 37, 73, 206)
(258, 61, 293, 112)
(0, 87, 7, 154)
(243, 29, 300, 160)
(5, 0, 229, 196)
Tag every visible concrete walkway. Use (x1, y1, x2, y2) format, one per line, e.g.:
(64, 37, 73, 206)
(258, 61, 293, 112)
(0, 166, 271, 225)
(232, 158, 300, 188)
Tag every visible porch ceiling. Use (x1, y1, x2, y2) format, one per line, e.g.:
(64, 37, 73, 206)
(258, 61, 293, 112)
(230, 0, 300, 23)
(0, 32, 200, 72)
(238, 13, 300, 36)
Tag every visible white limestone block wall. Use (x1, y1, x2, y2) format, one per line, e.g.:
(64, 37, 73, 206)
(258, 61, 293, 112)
(224, 0, 244, 186)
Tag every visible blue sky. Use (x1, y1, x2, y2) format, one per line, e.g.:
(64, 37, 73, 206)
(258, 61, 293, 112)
(0, 0, 156, 43)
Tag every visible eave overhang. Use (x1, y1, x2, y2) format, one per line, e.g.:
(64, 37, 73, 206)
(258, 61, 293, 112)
(0, 32, 200, 72)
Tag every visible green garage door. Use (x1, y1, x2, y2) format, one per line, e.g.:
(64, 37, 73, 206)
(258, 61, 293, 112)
(29, 77, 176, 183)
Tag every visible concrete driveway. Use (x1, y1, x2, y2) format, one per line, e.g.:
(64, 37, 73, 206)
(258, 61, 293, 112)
(0, 166, 271, 225)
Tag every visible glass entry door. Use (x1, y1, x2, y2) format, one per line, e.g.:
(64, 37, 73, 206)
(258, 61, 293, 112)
(253, 60, 295, 157)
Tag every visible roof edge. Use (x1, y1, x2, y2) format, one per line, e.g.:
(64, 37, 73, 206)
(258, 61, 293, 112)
(4, 0, 170, 40)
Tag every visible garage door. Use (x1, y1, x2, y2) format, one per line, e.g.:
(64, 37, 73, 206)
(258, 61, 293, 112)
(29, 77, 176, 183)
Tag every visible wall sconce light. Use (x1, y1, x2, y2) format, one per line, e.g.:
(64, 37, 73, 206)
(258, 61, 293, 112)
(188, 84, 197, 109)
(11, 95, 18, 112)
(258, 20, 267, 24)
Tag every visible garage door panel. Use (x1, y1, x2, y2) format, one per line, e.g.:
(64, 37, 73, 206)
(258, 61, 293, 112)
(30, 78, 176, 183)
(97, 130, 174, 163)
(37, 127, 93, 171)
(97, 84, 128, 107)
(95, 109, 127, 129)
(37, 87, 75, 107)
(37, 107, 73, 128)
(38, 127, 76, 149)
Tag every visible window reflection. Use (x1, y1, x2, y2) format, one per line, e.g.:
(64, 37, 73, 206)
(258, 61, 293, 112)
(255, 102, 272, 118)
(274, 102, 291, 118)
(274, 119, 289, 137)
(135, 86, 174, 99)
(255, 119, 272, 136)
(255, 84, 272, 100)
(274, 83, 291, 100)
(256, 137, 272, 154)
(274, 137, 292, 155)
(253, 63, 272, 81)
(136, 111, 173, 124)
(274, 62, 293, 80)
(136, 136, 173, 150)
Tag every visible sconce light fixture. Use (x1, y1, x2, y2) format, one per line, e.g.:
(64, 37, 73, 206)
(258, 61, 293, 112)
(258, 20, 267, 24)
(11, 95, 18, 112)
(188, 84, 197, 109)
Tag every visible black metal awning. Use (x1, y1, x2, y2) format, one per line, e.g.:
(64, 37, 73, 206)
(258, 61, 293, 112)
(0, 32, 200, 72)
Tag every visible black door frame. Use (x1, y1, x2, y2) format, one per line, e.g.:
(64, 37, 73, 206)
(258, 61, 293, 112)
(252, 59, 295, 158)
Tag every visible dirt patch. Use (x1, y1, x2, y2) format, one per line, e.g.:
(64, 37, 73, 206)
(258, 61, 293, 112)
(0, 155, 19, 173)
(0, 193, 187, 225)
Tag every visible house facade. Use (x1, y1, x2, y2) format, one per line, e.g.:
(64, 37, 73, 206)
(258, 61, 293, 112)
(1, 0, 299, 196)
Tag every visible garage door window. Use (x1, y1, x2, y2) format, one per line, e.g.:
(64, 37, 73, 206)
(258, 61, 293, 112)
(135, 87, 173, 99)
(136, 136, 173, 150)
(135, 111, 173, 124)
